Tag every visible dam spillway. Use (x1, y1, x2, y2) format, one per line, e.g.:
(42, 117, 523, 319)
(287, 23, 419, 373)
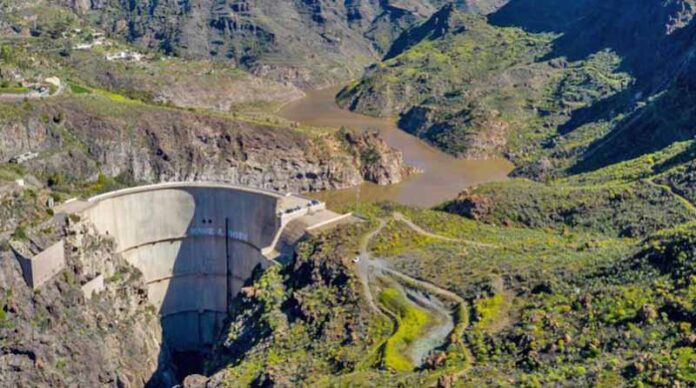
(67, 182, 343, 351)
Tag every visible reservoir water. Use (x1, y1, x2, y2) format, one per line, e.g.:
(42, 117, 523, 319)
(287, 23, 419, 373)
(279, 87, 513, 208)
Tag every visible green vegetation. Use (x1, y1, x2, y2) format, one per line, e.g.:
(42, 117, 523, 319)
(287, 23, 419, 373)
(210, 191, 690, 385)
(342, 3, 696, 183)
(379, 287, 430, 371)
(442, 140, 696, 238)
(68, 82, 90, 94)
(11, 226, 28, 241)
(1, 2, 695, 386)
(212, 225, 396, 385)
(340, 10, 632, 166)
(472, 223, 696, 386)
(473, 294, 505, 330)
(312, 194, 692, 385)
(363, 205, 631, 299)
(0, 86, 29, 94)
(0, 291, 13, 330)
(0, 163, 26, 182)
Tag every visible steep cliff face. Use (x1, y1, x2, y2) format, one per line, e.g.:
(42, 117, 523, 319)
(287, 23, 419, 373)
(341, 129, 417, 185)
(0, 215, 173, 387)
(0, 97, 411, 193)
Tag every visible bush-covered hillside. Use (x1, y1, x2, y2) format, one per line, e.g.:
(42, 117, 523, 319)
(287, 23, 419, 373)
(443, 140, 696, 237)
(341, 1, 696, 178)
(192, 197, 695, 386)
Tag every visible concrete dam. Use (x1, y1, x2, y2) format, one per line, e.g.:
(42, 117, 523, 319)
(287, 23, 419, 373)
(62, 182, 349, 352)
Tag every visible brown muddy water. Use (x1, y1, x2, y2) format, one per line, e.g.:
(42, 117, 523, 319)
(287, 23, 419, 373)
(279, 87, 513, 208)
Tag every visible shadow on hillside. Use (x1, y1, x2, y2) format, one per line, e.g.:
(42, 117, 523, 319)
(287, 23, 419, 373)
(489, 0, 687, 80)
(568, 82, 696, 174)
(488, 0, 696, 172)
(653, 142, 696, 174)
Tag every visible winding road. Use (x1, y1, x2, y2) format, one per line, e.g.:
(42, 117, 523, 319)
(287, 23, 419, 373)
(357, 218, 388, 315)
(354, 213, 475, 367)
(393, 212, 499, 249)
(357, 212, 485, 310)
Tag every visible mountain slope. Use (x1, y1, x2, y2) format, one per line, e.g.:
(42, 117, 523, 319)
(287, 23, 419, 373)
(3, 1, 696, 387)
(60, 0, 446, 87)
(340, 1, 696, 176)
(0, 15, 413, 193)
(48, 0, 516, 88)
(190, 200, 695, 386)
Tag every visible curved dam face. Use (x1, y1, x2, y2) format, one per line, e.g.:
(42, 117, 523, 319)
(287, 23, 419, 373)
(80, 183, 307, 351)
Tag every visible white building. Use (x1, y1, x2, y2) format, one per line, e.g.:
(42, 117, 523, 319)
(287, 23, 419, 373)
(105, 51, 144, 62)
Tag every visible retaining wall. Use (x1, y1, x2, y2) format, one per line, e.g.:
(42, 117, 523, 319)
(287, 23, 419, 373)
(18, 240, 66, 290)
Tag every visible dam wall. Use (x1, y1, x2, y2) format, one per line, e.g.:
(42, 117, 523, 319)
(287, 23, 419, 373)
(80, 183, 287, 351)
(71, 182, 345, 351)
(84, 184, 280, 251)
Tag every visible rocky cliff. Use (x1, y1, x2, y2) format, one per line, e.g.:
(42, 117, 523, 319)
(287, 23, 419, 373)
(0, 213, 174, 386)
(0, 96, 412, 193)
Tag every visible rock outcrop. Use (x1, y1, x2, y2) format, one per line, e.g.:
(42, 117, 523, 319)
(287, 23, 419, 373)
(440, 188, 493, 221)
(342, 130, 417, 185)
(0, 215, 174, 387)
(0, 97, 412, 193)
